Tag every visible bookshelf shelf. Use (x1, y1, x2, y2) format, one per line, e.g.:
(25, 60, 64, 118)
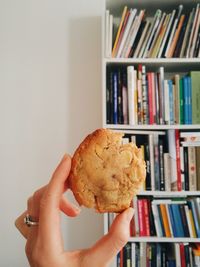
(104, 57, 200, 64)
(138, 190, 200, 197)
(129, 237, 200, 243)
(104, 124, 200, 130)
(102, 0, 200, 265)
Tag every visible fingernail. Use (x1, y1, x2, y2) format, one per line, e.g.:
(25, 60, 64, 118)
(125, 207, 134, 222)
(61, 154, 69, 162)
(73, 204, 81, 213)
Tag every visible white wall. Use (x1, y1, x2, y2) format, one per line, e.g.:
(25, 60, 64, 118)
(0, 0, 104, 266)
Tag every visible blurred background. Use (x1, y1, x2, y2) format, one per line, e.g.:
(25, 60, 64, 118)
(0, 0, 104, 266)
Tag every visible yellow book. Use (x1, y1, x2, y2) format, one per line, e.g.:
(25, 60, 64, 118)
(189, 209, 197, 238)
(112, 6, 128, 57)
(160, 204, 171, 237)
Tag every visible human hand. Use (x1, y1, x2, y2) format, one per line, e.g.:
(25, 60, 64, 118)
(15, 154, 134, 267)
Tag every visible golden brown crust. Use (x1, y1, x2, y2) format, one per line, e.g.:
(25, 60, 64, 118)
(69, 128, 146, 213)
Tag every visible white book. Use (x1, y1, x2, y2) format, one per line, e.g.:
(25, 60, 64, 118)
(168, 130, 177, 191)
(105, 10, 110, 57)
(127, 66, 136, 125)
(122, 10, 145, 58)
(186, 4, 200, 58)
(164, 80, 170, 124)
(143, 9, 162, 58)
(133, 70, 138, 125)
(190, 7, 200, 57)
(175, 243, 181, 267)
(164, 5, 183, 58)
(131, 243, 136, 267)
(164, 153, 171, 191)
(108, 14, 113, 58)
(158, 10, 176, 58)
(116, 8, 137, 58)
(133, 196, 139, 236)
(133, 20, 151, 58)
(121, 14, 139, 58)
(151, 203, 163, 237)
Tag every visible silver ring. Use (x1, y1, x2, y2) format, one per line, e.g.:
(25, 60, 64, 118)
(24, 214, 39, 227)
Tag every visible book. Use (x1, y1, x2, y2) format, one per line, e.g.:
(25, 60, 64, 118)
(179, 9, 194, 58)
(164, 5, 183, 58)
(188, 146, 197, 191)
(116, 8, 137, 58)
(133, 20, 151, 58)
(127, 66, 136, 125)
(123, 10, 145, 58)
(151, 13, 170, 58)
(143, 9, 162, 58)
(147, 12, 166, 58)
(112, 6, 128, 57)
(190, 71, 200, 124)
(186, 4, 200, 58)
(158, 10, 176, 58)
(166, 14, 185, 58)
(189, 7, 200, 57)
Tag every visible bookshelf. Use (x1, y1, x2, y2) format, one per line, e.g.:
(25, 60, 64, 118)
(102, 0, 200, 266)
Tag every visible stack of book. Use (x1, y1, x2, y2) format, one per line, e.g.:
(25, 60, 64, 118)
(106, 65, 200, 126)
(105, 4, 200, 58)
(122, 130, 200, 192)
(132, 197, 200, 238)
(117, 242, 200, 267)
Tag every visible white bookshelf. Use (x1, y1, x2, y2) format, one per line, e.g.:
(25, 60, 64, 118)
(102, 0, 200, 266)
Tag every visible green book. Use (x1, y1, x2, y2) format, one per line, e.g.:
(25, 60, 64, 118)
(190, 71, 200, 124)
(179, 78, 184, 124)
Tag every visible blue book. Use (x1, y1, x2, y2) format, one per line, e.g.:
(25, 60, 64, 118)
(168, 204, 177, 237)
(113, 72, 118, 124)
(188, 199, 200, 238)
(168, 80, 174, 124)
(183, 76, 189, 124)
(187, 76, 192, 124)
(171, 204, 185, 237)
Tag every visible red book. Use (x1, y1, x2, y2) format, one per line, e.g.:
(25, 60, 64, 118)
(179, 243, 186, 267)
(137, 199, 146, 236)
(175, 129, 182, 191)
(147, 72, 154, 124)
(143, 199, 150, 236)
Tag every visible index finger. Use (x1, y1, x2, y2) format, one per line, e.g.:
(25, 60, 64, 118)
(38, 154, 72, 252)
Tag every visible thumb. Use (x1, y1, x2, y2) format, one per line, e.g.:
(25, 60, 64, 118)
(88, 207, 134, 267)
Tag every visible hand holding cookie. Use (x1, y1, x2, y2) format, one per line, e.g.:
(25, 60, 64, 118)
(69, 128, 146, 212)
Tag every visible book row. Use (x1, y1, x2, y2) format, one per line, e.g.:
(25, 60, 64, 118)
(117, 242, 200, 267)
(123, 130, 200, 192)
(105, 4, 200, 58)
(108, 197, 200, 238)
(106, 65, 200, 126)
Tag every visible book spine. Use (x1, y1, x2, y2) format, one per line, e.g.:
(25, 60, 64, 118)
(127, 66, 136, 125)
(188, 146, 197, 191)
